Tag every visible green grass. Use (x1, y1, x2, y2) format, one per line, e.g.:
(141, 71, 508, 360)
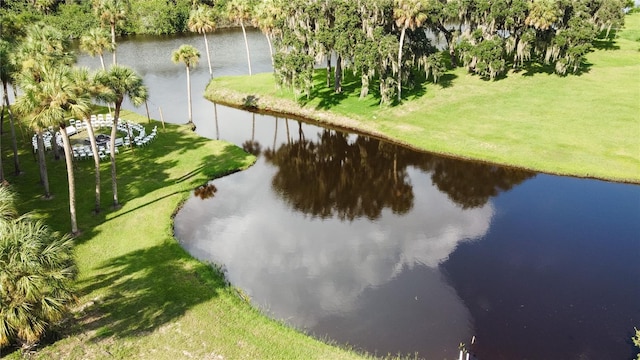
(1, 110, 376, 359)
(207, 13, 640, 184)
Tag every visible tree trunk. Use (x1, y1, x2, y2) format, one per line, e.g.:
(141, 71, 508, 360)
(36, 130, 51, 198)
(203, 32, 213, 78)
(240, 23, 252, 76)
(326, 56, 331, 87)
(111, 22, 117, 65)
(187, 65, 193, 125)
(360, 73, 369, 98)
(273, 116, 278, 149)
(110, 105, 120, 208)
(99, 53, 106, 70)
(397, 26, 407, 101)
(52, 128, 61, 160)
(60, 125, 78, 234)
(85, 119, 101, 213)
(3, 85, 21, 175)
(438, 26, 457, 67)
(334, 55, 342, 93)
(285, 118, 290, 145)
(266, 34, 274, 68)
(213, 102, 219, 140)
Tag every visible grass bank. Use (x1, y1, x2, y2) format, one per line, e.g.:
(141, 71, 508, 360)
(206, 14, 640, 184)
(1, 110, 372, 359)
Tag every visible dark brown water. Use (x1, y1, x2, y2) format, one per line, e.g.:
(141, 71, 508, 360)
(174, 111, 640, 360)
(77, 32, 640, 360)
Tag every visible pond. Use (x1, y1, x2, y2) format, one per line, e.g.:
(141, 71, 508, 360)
(77, 30, 640, 360)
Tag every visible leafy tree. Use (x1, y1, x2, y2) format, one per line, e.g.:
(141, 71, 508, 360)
(0, 185, 77, 350)
(41, 2, 98, 39)
(128, 0, 191, 35)
(171, 44, 200, 127)
(188, 5, 217, 78)
(94, 65, 148, 209)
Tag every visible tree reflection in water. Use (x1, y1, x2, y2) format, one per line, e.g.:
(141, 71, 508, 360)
(194, 183, 217, 200)
(262, 122, 534, 218)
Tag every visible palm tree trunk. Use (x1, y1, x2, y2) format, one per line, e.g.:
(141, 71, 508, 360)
(273, 116, 278, 149)
(99, 53, 106, 70)
(59, 125, 78, 234)
(110, 106, 120, 208)
(187, 66, 193, 125)
(3, 84, 21, 175)
(213, 102, 219, 140)
(52, 128, 61, 160)
(203, 33, 213, 78)
(285, 118, 290, 145)
(397, 27, 407, 101)
(240, 23, 252, 75)
(266, 34, 274, 68)
(111, 22, 117, 65)
(85, 119, 101, 213)
(36, 130, 51, 198)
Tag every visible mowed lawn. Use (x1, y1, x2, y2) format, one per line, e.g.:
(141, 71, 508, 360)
(2, 110, 372, 360)
(207, 13, 640, 183)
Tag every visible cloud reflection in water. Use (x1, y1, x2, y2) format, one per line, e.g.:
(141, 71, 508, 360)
(176, 163, 493, 358)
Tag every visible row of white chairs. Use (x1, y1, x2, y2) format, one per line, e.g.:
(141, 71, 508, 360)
(72, 144, 119, 161)
(32, 115, 158, 154)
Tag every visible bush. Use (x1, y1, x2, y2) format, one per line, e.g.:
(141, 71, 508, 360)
(0, 186, 77, 351)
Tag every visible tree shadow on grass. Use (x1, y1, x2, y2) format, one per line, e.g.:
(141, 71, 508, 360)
(517, 60, 593, 77)
(434, 73, 457, 89)
(73, 242, 226, 341)
(592, 38, 620, 51)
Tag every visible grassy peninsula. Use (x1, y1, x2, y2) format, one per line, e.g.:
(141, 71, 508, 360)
(2, 110, 372, 360)
(206, 13, 640, 184)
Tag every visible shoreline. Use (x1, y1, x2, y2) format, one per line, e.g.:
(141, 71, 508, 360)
(206, 86, 640, 185)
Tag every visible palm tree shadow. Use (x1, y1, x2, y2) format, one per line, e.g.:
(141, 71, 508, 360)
(74, 242, 225, 340)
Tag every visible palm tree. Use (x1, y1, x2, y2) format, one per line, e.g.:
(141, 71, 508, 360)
(14, 64, 91, 234)
(252, 0, 281, 68)
(94, 0, 128, 65)
(393, 0, 428, 101)
(525, 0, 561, 31)
(70, 67, 104, 213)
(171, 45, 200, 127)
(188, 5, 217, 79)
(0, 39, 21, 177)
(0, 186, 77, 349)
(94, 65, 148, 209)
(227, 0, 253, 75)
(14, 24, 75, 198)
(80, 27, 113, 70)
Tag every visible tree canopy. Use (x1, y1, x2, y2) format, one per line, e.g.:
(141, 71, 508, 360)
(264, 0, 630, 104)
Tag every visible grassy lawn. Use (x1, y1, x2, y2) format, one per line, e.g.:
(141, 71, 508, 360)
(207, 13, 640, 184)
(1, 110, 372, 359)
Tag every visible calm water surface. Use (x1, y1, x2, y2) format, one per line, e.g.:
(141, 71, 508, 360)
(78, 31, 640, 360)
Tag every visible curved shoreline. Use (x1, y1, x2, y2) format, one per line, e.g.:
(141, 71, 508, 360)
(206, 86, 640, 185)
